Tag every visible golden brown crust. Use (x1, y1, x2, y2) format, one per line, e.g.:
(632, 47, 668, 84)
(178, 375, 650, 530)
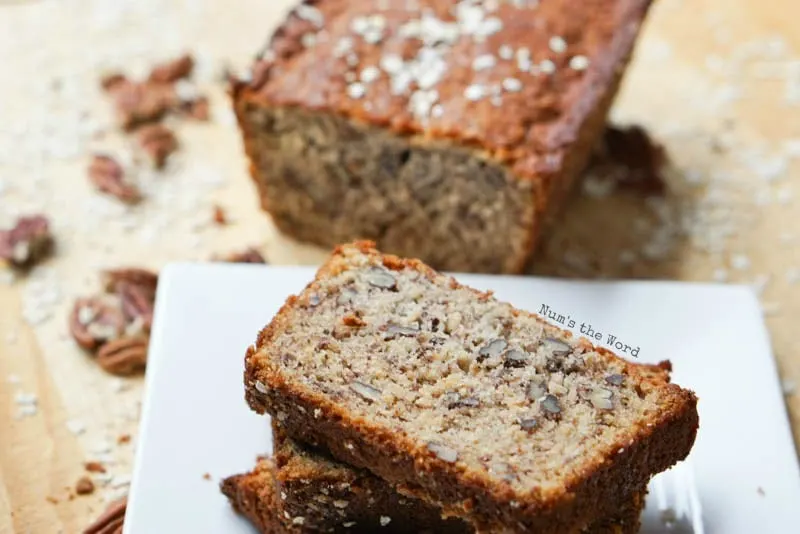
(220, 459, 294, 534)
(223, 446, 647, 534)
(236, 0, 652, 178)
(273, 422, 470, 533)
(245, 242, 698, 533)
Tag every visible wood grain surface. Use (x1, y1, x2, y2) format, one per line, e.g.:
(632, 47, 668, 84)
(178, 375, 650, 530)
(1, 0, 799, 532)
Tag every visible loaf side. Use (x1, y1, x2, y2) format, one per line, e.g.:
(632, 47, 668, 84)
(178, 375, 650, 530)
(233, 0, 653, 273)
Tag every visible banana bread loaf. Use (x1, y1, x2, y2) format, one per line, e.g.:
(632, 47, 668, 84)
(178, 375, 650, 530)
(244, 241, 698, 533)
(232, 0, 653, 273)
(221, 428, 647, 534)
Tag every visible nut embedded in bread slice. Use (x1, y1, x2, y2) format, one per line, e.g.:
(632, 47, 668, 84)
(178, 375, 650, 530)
(245, 241, 698, 533)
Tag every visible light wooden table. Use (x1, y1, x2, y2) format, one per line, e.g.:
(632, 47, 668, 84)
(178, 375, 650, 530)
(1, 0, 799, 531)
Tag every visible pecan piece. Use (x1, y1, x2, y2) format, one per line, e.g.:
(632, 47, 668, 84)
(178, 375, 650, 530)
(117, 281, 155, 332)
(137, 123, 178, 169)
(88, 155, 141, 204)
(75, 476, 95, 496)
(109, 80, 177, 131)
(214, 247, 266, 264)
(148, 53, 194, 83)
(97, 337, 148, 376)
(212, 205, 226, 225)
(102, 268, 158, 295)
(100, 72, 127, 92)
(0, 215, 53, 269)
(84, 496, 127, 534)
(69, 297, 125, 351)
(181, 95, 210, 121)
(342, 314, 366, 327)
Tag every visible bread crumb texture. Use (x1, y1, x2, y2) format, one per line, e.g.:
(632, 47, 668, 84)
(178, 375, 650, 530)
(249, 242, 696, 497)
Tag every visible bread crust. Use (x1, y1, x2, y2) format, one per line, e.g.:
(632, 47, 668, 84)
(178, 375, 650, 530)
(245, 242, 699, 533)
(231, 0, 654, 273)
(222, 437, 647, 534)
(220, 458, 293, 534)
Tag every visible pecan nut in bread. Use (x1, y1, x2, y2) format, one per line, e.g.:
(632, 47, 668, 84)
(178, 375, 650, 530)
(232, 0, 654, 273)
(244, 241, 698, 533)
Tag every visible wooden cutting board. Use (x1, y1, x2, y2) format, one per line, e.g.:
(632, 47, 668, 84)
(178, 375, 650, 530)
(1, 0, 799, 532)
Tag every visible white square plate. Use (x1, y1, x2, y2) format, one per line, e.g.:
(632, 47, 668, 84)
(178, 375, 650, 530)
(125, 263, 800, 533)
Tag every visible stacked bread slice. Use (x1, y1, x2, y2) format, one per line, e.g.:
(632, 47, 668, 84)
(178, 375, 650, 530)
(222, 242, 698, 533)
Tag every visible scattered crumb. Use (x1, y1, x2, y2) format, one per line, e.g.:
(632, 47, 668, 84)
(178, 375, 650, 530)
(110, 378, 128, 393)
(212, 205, 227, 225)
(110, 473, 132, 489)
(15, 405, 38, 418)
(761, 301, 780, 316)
(46, 496, 58, 505)
(782, 380, 797, 396)
(730, 254, 751, 271)
(6, 330, 18, 344)
(103, 487, 130, 504)
(757, 487, 765, 497)
(75, 476, 95, 496)
(117, 434, 131, 445)
(90, 440, 113, 455)
(202, 473, 211, 481)
(66, 419, 86, 436)
(85, 461, 107, 474)
(213, 247, 266, 264)
(14, 391, 38, 406)
(711, 268, 728, 282)
(751, 274, 770, 296)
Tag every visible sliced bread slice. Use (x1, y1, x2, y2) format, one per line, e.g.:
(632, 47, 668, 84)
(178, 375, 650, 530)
(221, 428, 647, 534)
(245, 241, 698, 533)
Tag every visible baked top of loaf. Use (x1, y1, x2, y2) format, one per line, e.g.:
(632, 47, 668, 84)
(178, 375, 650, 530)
(245, 241, 697, 531)
(236, 0, 652, 181)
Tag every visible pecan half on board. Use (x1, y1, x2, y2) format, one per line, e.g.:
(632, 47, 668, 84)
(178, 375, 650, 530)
(69, 268, 158, 376)
(84, 496, 127, 534)
(87, 155, 141, 204)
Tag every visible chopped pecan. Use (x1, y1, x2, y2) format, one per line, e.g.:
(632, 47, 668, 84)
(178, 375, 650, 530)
(75, 476, 95, 495)
(88, 155, 141, 204)
(148, 53, 194, 83)
(181, 95, 210, 121)
(137, 124, 178, 169)
(117, 281, 155, 332)
(84, 461, 106, 474)
(97, 337, 148, 376)
(589, 126, 668, 195)
(102, 268, 158, 295)
(0, 215, 53, 269)
(69, 297, 125, 351)
(109, 80, 177, 131)
(214, 247, 266, 264)
(342, 314, 366, 327)
(212, 205, 226, 225)
(248, 60, 272, 91)
(99, 72, 127, 92)
(84, 496, 126, 534)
